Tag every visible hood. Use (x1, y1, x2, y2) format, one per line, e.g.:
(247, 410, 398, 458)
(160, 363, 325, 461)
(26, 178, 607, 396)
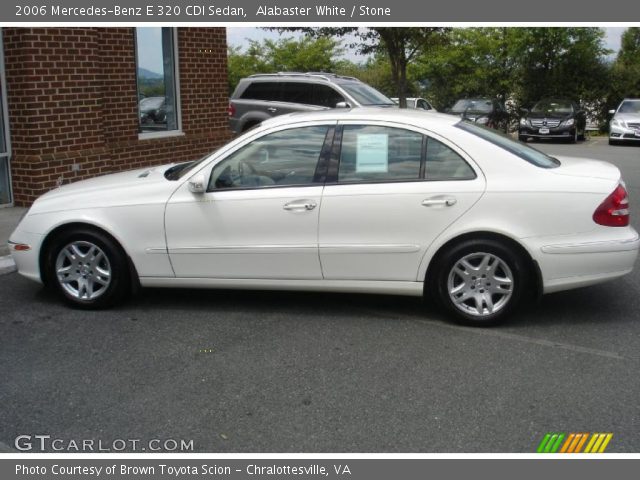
(550, 156, 620, 181)
(613, 112, 640, 123)
(29, 163, 179, 214)
(527, 111, 572, 120)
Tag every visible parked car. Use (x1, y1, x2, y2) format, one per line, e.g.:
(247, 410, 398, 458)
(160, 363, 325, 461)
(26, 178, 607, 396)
(9, 109, 638, 325)
(608, 98, 640, 145)
(445, 98, 509, 131)
(228, 72, 396, 134)
(139, 96, 168, 126)
(391, 97, 437, 111)
(519, 98, 586, 143)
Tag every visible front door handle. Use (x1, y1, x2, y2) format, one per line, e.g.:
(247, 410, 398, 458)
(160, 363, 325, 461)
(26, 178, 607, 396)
(422, 196, 457, 207)
(283, 201, 317, 211)
(267, 107, 278, 113)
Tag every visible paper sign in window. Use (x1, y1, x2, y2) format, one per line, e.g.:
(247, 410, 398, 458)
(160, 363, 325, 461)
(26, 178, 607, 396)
(356, 134, 388, 172)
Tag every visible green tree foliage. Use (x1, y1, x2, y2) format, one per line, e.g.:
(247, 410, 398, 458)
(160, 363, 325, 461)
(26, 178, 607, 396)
(417, 27, 610, 117)
(227, 36, 345, 94)
(609, 28, 640, 108)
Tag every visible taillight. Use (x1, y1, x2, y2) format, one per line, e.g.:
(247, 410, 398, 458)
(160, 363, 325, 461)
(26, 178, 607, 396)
(227, 102, 236, 117)
(593, 183, 629, 227)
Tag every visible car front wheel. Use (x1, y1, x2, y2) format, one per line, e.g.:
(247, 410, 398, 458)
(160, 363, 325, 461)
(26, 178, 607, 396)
(431, 239, 528, 326)
(45, 229, 130, 309)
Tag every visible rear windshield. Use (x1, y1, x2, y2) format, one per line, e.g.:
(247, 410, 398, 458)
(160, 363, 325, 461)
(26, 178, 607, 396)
(456, 121, 560, 169)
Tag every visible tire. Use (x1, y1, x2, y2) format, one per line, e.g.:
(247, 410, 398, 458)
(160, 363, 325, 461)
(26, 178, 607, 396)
(518, 135, 527, 142)
(44, 229, 130, 309)
(429, 239, 529, 326)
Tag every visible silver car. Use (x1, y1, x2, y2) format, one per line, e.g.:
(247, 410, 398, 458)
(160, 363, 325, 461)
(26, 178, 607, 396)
(609, 98, 640, 145)
(391, 97, 437, 111)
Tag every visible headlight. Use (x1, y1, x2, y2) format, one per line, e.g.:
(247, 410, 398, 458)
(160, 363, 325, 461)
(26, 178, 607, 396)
(611, 119, 622, 127)
(519, 118, 528, 126)
(475, 116, 489, 125)
(562, 118, 575, 127)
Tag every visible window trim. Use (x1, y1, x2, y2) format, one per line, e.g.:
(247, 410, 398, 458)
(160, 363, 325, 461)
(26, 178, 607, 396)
(0, 28, 14, 206)
(135, 27, 182, 140)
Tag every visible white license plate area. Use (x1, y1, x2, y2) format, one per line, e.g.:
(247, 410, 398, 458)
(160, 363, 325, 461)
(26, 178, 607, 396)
(539, 127, 550, 134)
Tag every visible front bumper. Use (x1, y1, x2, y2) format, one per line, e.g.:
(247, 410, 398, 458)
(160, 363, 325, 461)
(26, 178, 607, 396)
(609, 124, 640, 141)
(519, 125, 575, 139)
(8, 229, 45, 283)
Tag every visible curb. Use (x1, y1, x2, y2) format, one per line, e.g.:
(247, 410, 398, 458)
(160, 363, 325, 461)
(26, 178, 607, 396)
(0, 255, 16, 275)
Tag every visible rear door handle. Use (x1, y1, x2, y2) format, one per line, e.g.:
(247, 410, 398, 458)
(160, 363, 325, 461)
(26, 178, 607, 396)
(267, 107, 278, 113)
(283, 201, 317, 211)
(422, 196, 457, 207)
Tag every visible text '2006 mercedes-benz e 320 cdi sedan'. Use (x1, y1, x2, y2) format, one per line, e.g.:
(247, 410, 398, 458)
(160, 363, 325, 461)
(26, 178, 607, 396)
(9, 109, 639, 325)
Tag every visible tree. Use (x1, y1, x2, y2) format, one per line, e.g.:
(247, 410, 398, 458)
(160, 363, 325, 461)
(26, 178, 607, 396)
(271, 28, 449, 107)
(227, 36, 344, 94)
(609, 27, 640, 110)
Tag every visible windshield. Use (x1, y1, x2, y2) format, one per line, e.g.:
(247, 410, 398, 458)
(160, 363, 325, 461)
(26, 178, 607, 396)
(457, 121, 560, 169)
(339, 82, 395, 106)
(618, 100, 640, 114)
(451, 99, 493, 114)
(531, 100, 573, 114)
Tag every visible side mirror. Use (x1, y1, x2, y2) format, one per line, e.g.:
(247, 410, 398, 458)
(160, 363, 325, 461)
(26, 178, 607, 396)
(335, 101, 351, 109)
(188, 174, 207, 194)
(608, 109, 616, 115)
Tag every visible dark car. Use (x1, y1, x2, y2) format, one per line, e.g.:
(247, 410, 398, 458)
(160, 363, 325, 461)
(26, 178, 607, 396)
(518, 99, 586, 143)
(139, 96, 168, 126)
(445, 98, 509, 131)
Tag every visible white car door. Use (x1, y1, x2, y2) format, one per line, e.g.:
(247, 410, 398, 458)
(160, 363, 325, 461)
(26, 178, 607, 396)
(165, 124, 334, 279)
(319, 122, 486, 281)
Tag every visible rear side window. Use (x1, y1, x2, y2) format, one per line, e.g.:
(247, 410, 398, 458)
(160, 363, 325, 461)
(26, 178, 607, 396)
(338, 125, 423, 183)
(240, 82, 280, 101)
(425, 138, 475, 180)
(457, 121, 560, 168)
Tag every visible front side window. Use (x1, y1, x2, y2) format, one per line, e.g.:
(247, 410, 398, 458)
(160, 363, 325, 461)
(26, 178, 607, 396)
(313, 85, 345, 108)
(338, 126, 423, 183)
(135, 27, 179, 134)
(280, 82, 314, 105)
(209, 126, 330, 190)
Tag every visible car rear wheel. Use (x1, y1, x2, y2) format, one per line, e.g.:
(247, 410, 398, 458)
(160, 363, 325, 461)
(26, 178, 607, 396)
(45, 229, 130, 309)
(430, 239, 528, 326)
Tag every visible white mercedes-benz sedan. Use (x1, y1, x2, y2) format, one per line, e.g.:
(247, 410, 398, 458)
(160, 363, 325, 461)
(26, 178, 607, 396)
(8, 109, 639, 325)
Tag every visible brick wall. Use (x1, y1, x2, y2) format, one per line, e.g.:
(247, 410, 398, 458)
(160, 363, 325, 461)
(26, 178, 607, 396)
(3, 27, 232, 206)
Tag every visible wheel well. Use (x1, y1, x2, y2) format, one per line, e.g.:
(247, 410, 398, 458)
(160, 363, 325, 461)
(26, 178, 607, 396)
(39, 222, 139, 290)
(242, 120, 260, 132)
(425, 231, 543, 300)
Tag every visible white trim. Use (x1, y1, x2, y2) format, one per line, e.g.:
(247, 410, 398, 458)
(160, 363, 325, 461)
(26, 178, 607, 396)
(0, 28, 13, 206)
(135, 27, 182, 139)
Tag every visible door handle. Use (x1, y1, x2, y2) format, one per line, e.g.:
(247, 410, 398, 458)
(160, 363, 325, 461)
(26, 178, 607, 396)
(267, 107, 278, 113)
(283, 201, 317, 211)
(422, 196, 457, 207)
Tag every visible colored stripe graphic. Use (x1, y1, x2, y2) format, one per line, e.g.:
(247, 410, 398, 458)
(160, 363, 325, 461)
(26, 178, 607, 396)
(538, 433, 612, 453)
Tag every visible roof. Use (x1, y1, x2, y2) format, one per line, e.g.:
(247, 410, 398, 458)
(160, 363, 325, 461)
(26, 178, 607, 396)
(246, 72, 360, 83)
(258, 107, 459, 130)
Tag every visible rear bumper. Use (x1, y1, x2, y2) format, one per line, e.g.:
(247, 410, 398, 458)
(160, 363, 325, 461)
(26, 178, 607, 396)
(531, 229, 640, 294)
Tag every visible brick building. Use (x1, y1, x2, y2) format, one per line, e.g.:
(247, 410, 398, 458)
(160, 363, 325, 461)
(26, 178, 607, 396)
(0, 27, 232, 206)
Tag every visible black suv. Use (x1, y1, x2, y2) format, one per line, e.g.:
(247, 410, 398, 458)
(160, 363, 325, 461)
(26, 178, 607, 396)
(518, 99, 586, 143)
(228, 72, 396, 134)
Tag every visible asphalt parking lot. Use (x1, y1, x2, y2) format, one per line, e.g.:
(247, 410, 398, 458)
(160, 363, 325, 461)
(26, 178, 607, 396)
(1, 135, 639, 453)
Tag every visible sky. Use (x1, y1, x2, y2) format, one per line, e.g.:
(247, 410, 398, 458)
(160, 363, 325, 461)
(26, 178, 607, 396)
(135, 27, 628, 74)
(226, 26, 627, 61)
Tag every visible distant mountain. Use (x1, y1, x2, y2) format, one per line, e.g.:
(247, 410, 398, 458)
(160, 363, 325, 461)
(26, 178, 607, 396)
(138, 68, 163, 80)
